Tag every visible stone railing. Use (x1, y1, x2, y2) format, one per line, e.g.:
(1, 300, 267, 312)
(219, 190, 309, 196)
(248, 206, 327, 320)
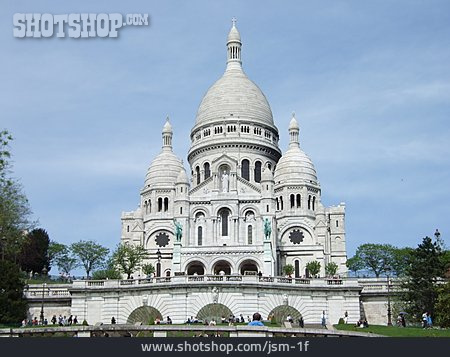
(24, 284, 71, 299)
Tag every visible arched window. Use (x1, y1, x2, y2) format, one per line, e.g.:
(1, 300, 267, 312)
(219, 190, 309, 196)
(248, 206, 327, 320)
(219, 208, 230, 236)
(196, 166, 200, 185)
(308, 195, 311, 210)
(241, 159, 249, 181)
(180, 207, 183, 214)
(198, 226, 203, 246)
(312, 196, 316, 211)
(280, 196, 284, 210)
(254, 161, 262, 183)
(276, 197, 279, 211)
(164, 197, 169, 212)
(247, 225, 253, 244)
(295, 260, 300, 278)
(290, 194, 295, 208)
(204, 162, 210, 180)
(296, 194, 301, 208)
(158, 197, 163, 212)
(156, 262, 161, 277)
(149, 200, 152, 213)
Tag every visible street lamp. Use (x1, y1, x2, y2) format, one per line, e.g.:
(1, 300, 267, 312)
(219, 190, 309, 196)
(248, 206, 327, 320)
(386, 266, 392, 326)
(39, 267, 48, 325)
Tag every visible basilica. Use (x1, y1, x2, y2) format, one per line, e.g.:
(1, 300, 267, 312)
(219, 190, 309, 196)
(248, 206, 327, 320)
(120, 21, 347, 279)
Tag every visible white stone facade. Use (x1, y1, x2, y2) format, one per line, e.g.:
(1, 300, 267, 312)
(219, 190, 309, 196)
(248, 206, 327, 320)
(121, 22, 347, 280)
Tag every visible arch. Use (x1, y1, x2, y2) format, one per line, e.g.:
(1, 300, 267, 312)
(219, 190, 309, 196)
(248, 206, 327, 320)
(197, 226, 203, 246)
(196, 166, 200, 185)
(280, 196, 284, 210)
(290, 194, 295, 208)
(196, 303, 232, 324)
(294, 260, 300, 278)
(254, 160, 262, 183)
(212, 260, 232, 275)
(269, 305, 302, 324)
(296, 194, 301, 208)
(312, 196, 316, 211)
(156, 262, 161, 277)
(276, 197, 279, 211)
(158, 197, 163, 212)
(186, 260, 205, 275)
(239, 259, 259, 275)
(204, 162, 211, 180)
(164, 197, 169, 212)
(241, 159, 250, 181)
(127, 306, 162, 325)
(218, 208, 231, 236)
(308, 195, 311, 210)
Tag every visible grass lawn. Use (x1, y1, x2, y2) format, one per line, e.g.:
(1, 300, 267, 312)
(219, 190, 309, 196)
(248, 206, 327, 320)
(334, 323, 450, 337)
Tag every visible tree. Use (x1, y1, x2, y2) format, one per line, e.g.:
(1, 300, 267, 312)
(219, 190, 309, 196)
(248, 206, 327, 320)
(48, 241, 67, 268)
(306, 261, 321, 277)
(435, 281, 450, 328)
(346, 255, 363, 276)
(112, 244, 148, 279)
(325, 262, 339, 277)
(48, 242, 78, 278)
(391, 247, 414, 277)
(351, 243, 396, 277)
(71, 240, 109, 278)
(142, 263, 155, 277)
(19, 228, 50, 274)
(282, 264, 294, 277)
(0, 130, 34, 263)
(92, 257, 121, 280)
(401, 236, 445, 321)
(0, 260, 27, 324)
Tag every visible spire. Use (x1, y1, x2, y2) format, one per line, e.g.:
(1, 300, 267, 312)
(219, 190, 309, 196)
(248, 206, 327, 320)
(226, 18, 242, 71)
(288, 112, 300, 148)
(162, 116, 173, 150)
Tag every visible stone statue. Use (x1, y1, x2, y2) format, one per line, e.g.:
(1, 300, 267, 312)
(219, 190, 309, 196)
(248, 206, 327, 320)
(174, 220, 182, 242)
(263, 218, 272, 240)
(221, 171, 229, 193)
(212, 287, 219, 303)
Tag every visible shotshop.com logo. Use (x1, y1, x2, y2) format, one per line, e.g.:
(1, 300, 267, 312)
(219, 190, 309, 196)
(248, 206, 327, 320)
(13, 13, 149, 38)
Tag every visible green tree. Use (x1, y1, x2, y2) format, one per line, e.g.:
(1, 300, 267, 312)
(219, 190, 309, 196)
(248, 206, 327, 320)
(391, 247, 414, 277)
(71, 240, 109, 278)
(351, 243, 396, 277)
(19, 228, 50, 274)
(325, 262, 339, 277)
(0, 260, 27, 324)
(48, 242, 78, 278)
(142, 263, 155, 277)
(346, 255, 363, 275)
(283, 264, 294, 277)
(401, 236, 445, 321)
(48, 241, 67, 268)
(112, 244, 148, 279)
(92, 256, 121, 280)
(435, 281, 450, 328)
(306, 261, 321, 277)
(0, 130, 34, 263)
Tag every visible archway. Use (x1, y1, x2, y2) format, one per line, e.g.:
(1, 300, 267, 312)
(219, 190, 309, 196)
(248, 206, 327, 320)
(186, 261, 205, 275)
(197, 303, 232, 323)
(239, 259, 259, 275)
(213, 260, 232, 275)
(268, 305, 301, 324)
(127, 306, 162, 325)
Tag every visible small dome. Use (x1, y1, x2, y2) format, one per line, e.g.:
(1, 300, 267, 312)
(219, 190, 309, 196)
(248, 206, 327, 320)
(261, 168, 274, 181)
(162, 117, 173, 133)
(176, 167, 189, 184)
(227, 24, 241, 43)
(289, 114, 299, 130)
(274, 146, 317, 185)
(145, 151, 183, 188)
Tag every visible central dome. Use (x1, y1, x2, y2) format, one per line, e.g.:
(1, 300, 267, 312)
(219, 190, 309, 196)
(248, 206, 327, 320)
(195, 70, 274, 127)
(193, 22, 275, 129)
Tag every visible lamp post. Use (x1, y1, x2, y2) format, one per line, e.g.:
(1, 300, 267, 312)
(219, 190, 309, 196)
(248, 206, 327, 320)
(39, 267, 48, 325)
(386, 266, 392, 326)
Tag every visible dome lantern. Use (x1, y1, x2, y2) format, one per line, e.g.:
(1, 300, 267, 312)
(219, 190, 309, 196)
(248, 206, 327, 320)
(162, 116, 173, 150)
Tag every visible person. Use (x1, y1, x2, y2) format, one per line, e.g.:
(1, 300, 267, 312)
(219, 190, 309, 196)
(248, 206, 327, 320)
(287, 314, 293, 323)
(401, 313, 406, 328)
(247, 315, 251, 322)
(363, 318, 369, 328)
(240, 314, 244, 323)
(422, 312, 428, 328)
(321, 311, 326, 328)
(427, 313, 432, 328)
(44, 318, 48, 325)
(51, 315, 57, 325)
(258, 271, 262, 277)
(167, 316, 172, 324)
(73, 316, 78, 325)
(344, 311, 348, 324)
(68, 315, 73, 325)
(221, 171, 229, 192)
(248, 312, 264, 326)
(111, 316, 116, 324)
(298, 316, 304, 328)
(155, 317, 160, 324)
(21, 319, 27, 327)
(209, 319, 216, 326)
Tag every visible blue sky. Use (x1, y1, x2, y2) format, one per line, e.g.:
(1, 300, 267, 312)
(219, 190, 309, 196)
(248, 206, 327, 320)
(1, 0, 449, 274)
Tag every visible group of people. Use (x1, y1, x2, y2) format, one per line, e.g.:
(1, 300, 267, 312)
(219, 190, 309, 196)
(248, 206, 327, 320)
(422, 312, 432, 329)
(22, 314, 78, 327)
(154, 316, 172, 324)
(355, 318, 369, 328)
